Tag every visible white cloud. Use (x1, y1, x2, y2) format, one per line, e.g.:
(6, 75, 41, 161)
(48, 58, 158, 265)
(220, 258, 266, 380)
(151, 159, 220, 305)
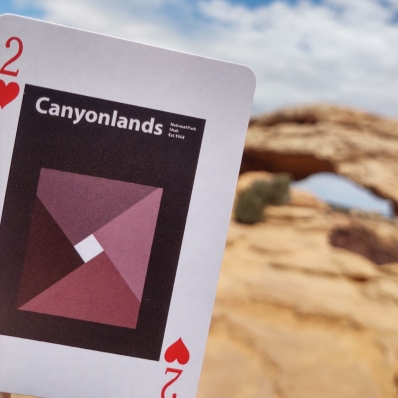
(13, 0, 398, 117)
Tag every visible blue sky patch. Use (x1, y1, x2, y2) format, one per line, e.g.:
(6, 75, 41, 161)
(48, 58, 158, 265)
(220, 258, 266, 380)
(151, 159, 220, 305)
(0, 0, 43, 19)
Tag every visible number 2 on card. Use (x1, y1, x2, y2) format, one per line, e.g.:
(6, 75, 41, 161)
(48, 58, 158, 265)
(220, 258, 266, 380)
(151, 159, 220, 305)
(0, 37, 23, 77)
(161, 368, 183, 398)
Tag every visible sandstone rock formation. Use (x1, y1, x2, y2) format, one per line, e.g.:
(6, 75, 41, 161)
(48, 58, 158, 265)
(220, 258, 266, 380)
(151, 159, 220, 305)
(242, 105, 398, 213)
(197, 172, 398, 398)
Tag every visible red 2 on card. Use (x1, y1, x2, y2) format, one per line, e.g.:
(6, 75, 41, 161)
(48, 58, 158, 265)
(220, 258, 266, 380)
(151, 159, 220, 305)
(161, 338, 190, 397)
(161, 368, 183, 398)
(0, 36, 23, 109)
(0, 37, 23, 77)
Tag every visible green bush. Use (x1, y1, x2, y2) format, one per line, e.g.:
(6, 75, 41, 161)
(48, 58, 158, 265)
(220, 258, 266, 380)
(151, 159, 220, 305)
(235, 182, 267, 224)
(266, 173, 291, 205)
(235, 173, 291, 224)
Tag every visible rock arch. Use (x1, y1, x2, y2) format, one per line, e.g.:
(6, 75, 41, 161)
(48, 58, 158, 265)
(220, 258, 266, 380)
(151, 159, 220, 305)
(242, 104, 398, 214)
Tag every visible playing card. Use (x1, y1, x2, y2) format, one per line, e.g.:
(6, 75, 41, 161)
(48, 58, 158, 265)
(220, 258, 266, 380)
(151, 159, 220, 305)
(0, 14, 255, 397)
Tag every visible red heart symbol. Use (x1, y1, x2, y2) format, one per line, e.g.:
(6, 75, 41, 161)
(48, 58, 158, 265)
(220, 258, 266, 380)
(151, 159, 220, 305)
(0, 80, 20, 109)
(164, 338, 190, 365)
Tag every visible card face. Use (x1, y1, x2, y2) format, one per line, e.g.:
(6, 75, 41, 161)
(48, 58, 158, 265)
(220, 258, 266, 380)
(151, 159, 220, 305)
(1, 84, 204, 359)
(0, 14, 255, 398)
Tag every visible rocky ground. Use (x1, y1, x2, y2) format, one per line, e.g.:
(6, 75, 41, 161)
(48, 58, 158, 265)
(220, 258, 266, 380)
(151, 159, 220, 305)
(197, 171, 398, 398)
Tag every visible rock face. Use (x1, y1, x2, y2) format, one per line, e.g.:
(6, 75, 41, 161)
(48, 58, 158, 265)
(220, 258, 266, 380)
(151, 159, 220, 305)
(197, 172, 398, 398)
(242, 105, 398, 213)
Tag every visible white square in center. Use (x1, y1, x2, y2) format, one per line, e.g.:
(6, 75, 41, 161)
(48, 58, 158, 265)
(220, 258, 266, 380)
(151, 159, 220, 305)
(74, 234, 104, 263)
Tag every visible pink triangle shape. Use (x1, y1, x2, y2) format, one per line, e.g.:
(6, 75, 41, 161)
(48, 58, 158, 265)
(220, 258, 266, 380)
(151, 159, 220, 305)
(94, 188, 163, 302)
(37, 168, 158, 245)
(19, 252, 141, 329)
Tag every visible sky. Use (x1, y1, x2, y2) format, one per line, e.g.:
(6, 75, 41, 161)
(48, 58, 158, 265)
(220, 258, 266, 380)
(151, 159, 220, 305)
(292, 173, 393, 216)
(4, 0, 398, 117)
(1, 0, 396, 214)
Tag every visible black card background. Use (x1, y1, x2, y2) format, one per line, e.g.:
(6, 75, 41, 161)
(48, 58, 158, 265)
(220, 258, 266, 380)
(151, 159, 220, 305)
(0, 85, 205, 360)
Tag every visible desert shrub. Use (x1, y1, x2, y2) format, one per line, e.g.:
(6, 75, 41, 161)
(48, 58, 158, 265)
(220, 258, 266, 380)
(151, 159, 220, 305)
(235, 181, 269, 224)
(266, 173, 291, 205)
(235, 173, 291, 224)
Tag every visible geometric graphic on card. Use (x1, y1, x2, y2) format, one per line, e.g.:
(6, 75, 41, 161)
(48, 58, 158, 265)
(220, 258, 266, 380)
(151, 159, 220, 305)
(18, 168, 163, 329)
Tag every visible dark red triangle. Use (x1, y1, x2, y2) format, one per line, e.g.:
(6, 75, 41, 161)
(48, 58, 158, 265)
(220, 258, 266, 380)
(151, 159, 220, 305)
(18, 197, 84, 307)
(19, 252, 141, 329)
